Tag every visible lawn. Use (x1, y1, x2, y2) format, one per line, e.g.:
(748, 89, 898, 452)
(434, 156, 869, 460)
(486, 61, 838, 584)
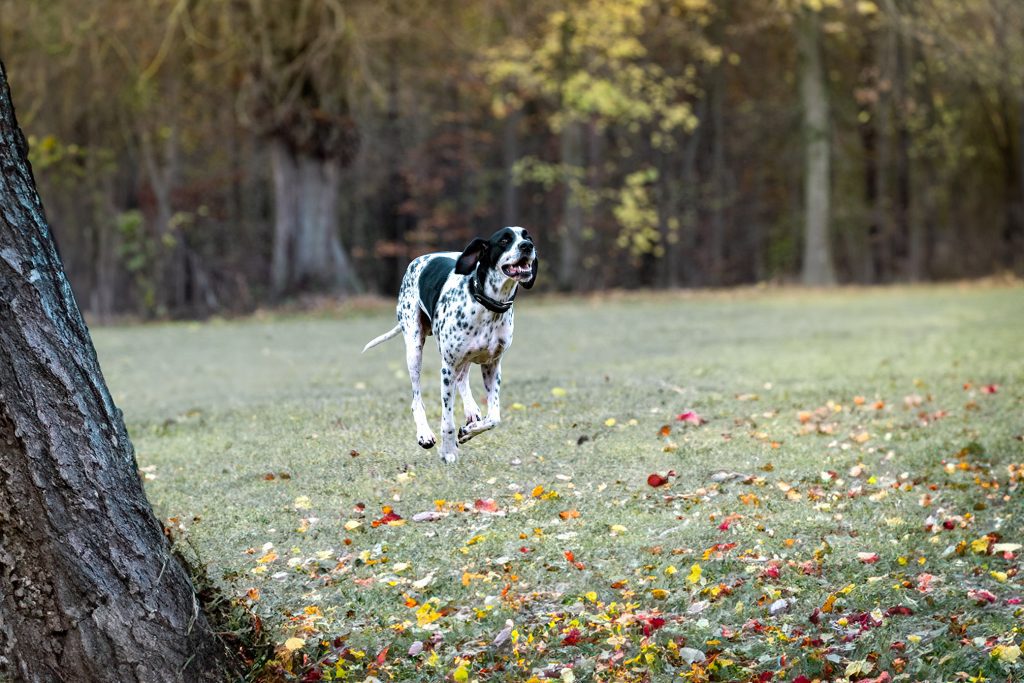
(94, 285, 1024, 682)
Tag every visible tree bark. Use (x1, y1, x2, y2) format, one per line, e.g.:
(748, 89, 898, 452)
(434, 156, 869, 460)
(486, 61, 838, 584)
(502, 107, 522, 228)
(0, 61, 222, 682)
(270, 138, 360, 297)
(557, 118, 584, 290)
(796, 7, 837, 286)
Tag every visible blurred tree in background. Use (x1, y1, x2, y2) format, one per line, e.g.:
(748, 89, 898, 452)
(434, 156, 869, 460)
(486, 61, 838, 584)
(0, 0, 1021, 317)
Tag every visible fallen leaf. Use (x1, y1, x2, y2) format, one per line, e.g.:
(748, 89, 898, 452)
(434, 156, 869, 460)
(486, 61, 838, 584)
(283, 637, 305, 652)
(474, 498, 500, 513)
(676, 410, 706, 425)
(559, 509, 580, 520)
(647, 473, 669, 487)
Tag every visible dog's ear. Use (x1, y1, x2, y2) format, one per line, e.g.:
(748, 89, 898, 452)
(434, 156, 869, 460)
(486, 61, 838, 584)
(522, 254, 539, 289)
(455, 238, 489, 275)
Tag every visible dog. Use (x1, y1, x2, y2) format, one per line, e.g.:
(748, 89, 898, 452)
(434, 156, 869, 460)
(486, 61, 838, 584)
(363, 227, 537, 463)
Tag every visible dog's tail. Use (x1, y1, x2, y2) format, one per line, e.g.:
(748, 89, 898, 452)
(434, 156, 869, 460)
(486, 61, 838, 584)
(362, 324, 401, 353)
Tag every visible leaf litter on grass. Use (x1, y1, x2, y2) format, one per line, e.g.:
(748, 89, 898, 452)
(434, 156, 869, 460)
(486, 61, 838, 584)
(233, 379, 1022, 682)
(106, 288, 1023, 682)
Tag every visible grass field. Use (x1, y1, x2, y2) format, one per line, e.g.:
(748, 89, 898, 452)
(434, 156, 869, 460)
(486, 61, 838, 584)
(94, 285, 1024, 682)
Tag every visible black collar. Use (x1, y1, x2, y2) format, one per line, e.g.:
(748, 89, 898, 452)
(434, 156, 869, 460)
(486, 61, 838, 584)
(468, 268, 516, 314)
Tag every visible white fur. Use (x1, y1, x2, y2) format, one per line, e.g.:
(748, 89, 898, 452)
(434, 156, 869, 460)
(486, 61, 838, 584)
(364, 227, 536, 463)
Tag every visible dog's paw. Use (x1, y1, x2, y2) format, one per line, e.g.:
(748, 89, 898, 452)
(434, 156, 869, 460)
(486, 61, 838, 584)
(457, 425, 477, 444)
(417, 432, 437, 449)
(439, 450, 459, 464)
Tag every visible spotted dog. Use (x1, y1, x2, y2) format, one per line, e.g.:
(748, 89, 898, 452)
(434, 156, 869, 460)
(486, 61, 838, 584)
(363, 227, 538, 463)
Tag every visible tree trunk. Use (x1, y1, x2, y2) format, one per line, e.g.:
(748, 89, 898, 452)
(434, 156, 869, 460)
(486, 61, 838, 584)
(502, 107, 522, 227)
(270, 138, 360, 297)
(797, 7, 837, 285)
(709, 61, 727, 284)
(558, 118, 584, 290)
(0, 61, 222, 682)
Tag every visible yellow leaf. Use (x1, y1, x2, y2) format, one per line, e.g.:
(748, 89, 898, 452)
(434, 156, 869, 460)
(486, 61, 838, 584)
(971, 536, 991, 554)
(665, 565, 678, 576)
(610, 524, 627, 534)
(283, 637, 305, 652)
(531, 485, 545, 498)
(990, 570, 1007, 582)
(604, 418, 617, 427)
(651, 588, 670, 599)
(344, 520, 362, 531)
(551, 387, 567, 398)
(993, 645, 1021, 662)
(585, 591, 598, 602)
(293, 496, 312, 510)
(453, 663, 469, 683)
(687, 563, 702, 584)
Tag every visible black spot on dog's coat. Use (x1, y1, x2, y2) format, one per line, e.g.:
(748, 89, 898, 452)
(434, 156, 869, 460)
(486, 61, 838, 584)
(418, 257, 456, 322)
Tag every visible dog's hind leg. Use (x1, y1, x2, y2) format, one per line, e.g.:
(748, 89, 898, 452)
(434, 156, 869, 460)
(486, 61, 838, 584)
(404, 317, 436, 450)
(456, 365, 482, 425)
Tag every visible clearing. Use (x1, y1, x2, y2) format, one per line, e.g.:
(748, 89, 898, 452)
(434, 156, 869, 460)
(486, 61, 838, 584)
(94, 285, 1024, 682)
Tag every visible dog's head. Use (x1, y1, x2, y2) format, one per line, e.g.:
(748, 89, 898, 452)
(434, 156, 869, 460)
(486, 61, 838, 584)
(454, 226, 538, 289)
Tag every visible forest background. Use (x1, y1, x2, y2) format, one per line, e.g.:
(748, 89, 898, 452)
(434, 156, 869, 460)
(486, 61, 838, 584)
(1, 0, 1021, 319)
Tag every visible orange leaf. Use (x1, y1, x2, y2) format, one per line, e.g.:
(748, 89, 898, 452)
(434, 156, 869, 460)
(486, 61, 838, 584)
(559, 509, 581, 520)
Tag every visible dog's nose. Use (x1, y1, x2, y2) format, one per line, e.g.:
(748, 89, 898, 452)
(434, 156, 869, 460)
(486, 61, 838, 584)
(519, 242, 534, 253)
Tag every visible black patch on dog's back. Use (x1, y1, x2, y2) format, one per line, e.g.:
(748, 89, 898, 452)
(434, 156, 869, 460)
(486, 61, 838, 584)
(419, 256, 456, 321)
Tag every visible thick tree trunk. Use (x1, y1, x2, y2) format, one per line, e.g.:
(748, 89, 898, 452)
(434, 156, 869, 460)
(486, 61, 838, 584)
(0, 61, 222, 682)
(797, 7, 837, 285)
(270, 138, 360, 297)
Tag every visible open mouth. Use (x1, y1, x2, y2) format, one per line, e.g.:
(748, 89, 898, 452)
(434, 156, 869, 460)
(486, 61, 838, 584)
(502, 257, 533, 279)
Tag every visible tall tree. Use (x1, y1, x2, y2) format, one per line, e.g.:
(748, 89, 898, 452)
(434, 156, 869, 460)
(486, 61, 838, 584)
(796, 4, 837, 285)
(0, 61, 222, 681)
(232, 0, 363, 297)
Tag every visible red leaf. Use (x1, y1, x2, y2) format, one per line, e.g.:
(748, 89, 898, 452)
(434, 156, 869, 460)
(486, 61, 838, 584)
(641, 616, 666, 636)
(676, 410, 706, 425)
(375, 645, 389, 666)
(564, 550, 575, 563)
(885, 606, 913, 617)
(981, 384, 999, 394)
(562, 628, 581, 646)
(967, 588, 997, 604)
(371, 507, 403, 527)
(474, 498, 500, 513)
(857, 552, 880, 564)
(647, 473, 669, 487)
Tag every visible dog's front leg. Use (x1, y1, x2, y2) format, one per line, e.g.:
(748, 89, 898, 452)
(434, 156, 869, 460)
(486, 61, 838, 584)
(458, 360, 501, 444)
(456, 365, 482, 425)
(438, 363, 460, 463)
